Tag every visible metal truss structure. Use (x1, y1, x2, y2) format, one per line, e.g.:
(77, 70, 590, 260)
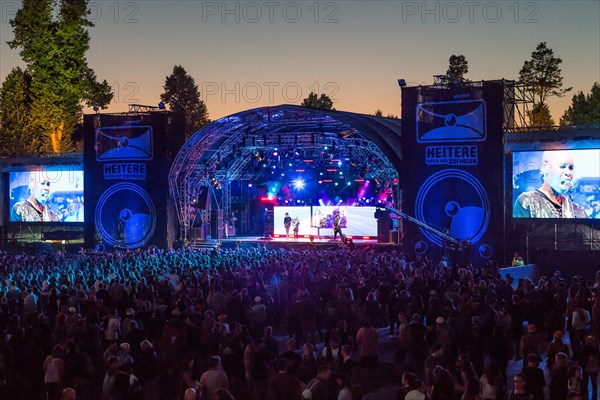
(429, 77, 534, 132)
(169, 106, 401, 242)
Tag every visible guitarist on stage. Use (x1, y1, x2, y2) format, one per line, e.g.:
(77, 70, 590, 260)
(292, 217, 300, 239)
(333, 212, 344, 240)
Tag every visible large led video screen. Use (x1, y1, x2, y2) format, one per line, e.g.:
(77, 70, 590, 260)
(273, 206, 312, 236)
(9, 166, 84, 223)
(313, 206, 378, 237)
(512, 149, 600, 219)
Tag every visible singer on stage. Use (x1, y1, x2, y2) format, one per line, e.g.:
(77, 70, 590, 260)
(513, 150, 588, 218)
(283, 213, 292, 237)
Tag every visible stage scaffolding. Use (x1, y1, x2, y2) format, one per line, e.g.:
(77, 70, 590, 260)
(428, 78, 534, 132)
(170, 106, 401, 243)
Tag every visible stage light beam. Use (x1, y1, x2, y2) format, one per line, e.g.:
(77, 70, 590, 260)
(292, 178, 305, 190)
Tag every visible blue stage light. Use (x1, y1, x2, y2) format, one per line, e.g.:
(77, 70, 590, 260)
(293, 178, 305, 190)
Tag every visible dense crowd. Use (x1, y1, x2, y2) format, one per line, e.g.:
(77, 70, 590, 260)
(0, 246, 599, 400)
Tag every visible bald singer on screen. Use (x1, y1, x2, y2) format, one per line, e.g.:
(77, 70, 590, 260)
(513, 150, 588, 218)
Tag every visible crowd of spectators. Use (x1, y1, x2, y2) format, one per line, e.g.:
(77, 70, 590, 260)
(0, 245, 599, 400)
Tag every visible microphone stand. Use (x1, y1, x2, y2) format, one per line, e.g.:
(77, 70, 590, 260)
(563, 192, 575, 218)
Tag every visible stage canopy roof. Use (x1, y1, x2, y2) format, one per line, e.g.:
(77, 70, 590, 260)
(169, 104, 402, 225)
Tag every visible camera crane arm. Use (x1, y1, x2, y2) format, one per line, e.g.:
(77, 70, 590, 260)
(377, 204, 466, 248)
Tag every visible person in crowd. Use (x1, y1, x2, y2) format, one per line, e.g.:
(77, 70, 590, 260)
(572, 302, 591, 359)
(356, 318, 378, 369)
(397, 371, 417, 400)
(337, 372, 352, 400)
(480, 361, 503, 400)
(406, 379, 426, 400)
(521, 354, 545, 400)
(304, 365, 334, 400)
(580, 335, 600, 400)
(428, 366, 454, 400)
(462, 376, 482, 400)
(549, 352, 570, 400)
(199, 356, 229, 400)
(298, 342, 318, 384)
(62, 387, 77, 400)
(424, 343, 447, 386)
(546, 331, 569, 372)
(43, 344, 65, 400)
(506, 373, 532, 400)
(567, 365, 583, 399)
(267, 358, 305, 400)
(338, 344, 354, 379)
(395, 312, 411, 366)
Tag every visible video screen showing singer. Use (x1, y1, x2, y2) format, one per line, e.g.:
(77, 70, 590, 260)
(513, 150, 588, 218)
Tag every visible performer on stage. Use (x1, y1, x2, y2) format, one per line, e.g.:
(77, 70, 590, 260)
(292, 217, 300, 239)
(284, 212, 292, 237)
(333, 211, 344, 240)
(513, 150, 587, 218)
(224, 212, 237, 238)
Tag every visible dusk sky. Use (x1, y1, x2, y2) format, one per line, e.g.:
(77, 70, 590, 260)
(1, 0, 598, 123)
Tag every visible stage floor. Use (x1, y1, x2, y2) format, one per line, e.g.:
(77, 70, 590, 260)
(214, 236, 401, 251)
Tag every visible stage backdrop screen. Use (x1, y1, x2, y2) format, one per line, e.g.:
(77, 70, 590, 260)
(9, 166, 84, 223)
(512, 149, 600, 219)
(274, 206, 312, 236)
(313, 206, 378, 237)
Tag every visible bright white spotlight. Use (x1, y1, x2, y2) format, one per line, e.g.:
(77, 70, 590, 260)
(293, 178, 305, 190)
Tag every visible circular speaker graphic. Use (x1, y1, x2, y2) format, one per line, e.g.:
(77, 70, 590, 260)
(95, 182, 156, 249)
(414, 240, 429, 255)
(415, 169, 490, 247)
(478, 244, 493, 259)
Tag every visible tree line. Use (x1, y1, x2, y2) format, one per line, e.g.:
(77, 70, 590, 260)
(0, 1, 597, 156)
